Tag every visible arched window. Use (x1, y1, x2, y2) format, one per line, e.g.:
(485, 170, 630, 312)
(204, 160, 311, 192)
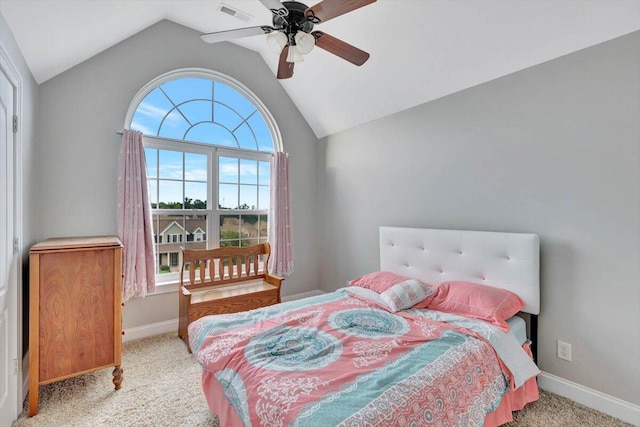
(125, 69, 282, 282)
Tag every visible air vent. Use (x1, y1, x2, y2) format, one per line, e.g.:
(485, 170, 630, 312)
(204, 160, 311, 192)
(218, 3, 253, 22)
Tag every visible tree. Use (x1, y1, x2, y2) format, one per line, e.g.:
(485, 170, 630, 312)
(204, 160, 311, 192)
(152, 198, 207, 209)
(220, 230, 251, 247)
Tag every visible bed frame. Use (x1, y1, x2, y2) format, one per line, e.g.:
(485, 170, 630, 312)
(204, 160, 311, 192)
(379, 226, 540, 359)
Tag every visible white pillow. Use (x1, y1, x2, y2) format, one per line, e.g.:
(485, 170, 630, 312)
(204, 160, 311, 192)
(380, 279, 435, 312)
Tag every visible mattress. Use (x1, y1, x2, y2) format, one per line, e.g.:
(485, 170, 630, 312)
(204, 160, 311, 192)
(507, 315, 527, 346)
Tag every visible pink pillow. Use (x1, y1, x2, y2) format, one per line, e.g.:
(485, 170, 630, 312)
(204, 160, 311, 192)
(424, 281, 525, 331)
(348, 271, 412, 293)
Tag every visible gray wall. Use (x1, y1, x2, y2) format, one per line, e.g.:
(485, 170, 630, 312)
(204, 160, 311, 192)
(317, 32, 640, 405)
(1, 9, 40, 386)
(37, 20, 320, 329)
(0, 14, 39, 251)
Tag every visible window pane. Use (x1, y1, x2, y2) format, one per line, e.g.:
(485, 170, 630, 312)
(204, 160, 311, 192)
(148, 179, 158, 207)
(145, 148, 158, 178)
(159, 150, 183, 180)
(180, 100, 212, 126)
(248, 113, 274, 152)
(241, 215, 259, 239)
(220, 215, 266, 247)
(185, 182, 207, 209)
(161, 77, 212, 105)
(239, 185, 257, 209)
(158, 108, 191, 140)
(154, 214, 185, 273)
(240, 159, 257, 184)
(214, 103, 244, 130)
(258, 161, 270, 186)
(220, 215, 241, 247)
(219, 184, 238, 209)
(186, 123, 236, 147)
(131, 88, 174, 136)
(258, 215, 268, 239)
(159, 180, 183, 208)
(258, 185, 270, 210)
(241, 238, 259, 247)
(235, 122, 257, 151)
(185, 152, 207, 181)
(219, 157, 238, 183)
(215, 82, 256, 117)
(185, 215, 207, 249)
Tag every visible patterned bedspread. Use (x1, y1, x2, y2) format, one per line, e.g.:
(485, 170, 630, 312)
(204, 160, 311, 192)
(189, 290, 519, 427)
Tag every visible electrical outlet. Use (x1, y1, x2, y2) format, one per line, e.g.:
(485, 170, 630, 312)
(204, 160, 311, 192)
(557, 340, 572, 361)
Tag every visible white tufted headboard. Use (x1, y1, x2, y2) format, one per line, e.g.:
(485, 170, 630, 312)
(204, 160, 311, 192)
(380, 227, 540, 314)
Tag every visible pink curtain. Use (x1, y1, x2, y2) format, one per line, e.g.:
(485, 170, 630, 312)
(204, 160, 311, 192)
(268, 152, 294, 277)
(117, 129, 156, 300)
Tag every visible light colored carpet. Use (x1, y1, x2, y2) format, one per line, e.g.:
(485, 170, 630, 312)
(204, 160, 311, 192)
(13, 332, 632, 427)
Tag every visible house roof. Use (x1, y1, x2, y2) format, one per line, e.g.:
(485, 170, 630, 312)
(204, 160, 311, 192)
(1, 0, 638, 138)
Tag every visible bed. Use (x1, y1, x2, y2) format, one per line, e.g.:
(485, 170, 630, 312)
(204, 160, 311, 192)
(188, 227, 541, 426)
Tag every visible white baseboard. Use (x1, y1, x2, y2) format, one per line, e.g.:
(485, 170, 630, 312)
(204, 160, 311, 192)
(122, 319, 178, 342)
(538, 371, 640, 426)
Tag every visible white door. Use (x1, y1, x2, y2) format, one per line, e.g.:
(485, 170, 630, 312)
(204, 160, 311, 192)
(0, 68, 19, 424)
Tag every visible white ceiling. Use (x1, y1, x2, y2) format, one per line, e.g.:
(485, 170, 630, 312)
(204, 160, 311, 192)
(1, 0, 639, 138)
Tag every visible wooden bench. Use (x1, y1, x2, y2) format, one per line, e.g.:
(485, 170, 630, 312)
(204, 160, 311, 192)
(178, 243, 283, 350)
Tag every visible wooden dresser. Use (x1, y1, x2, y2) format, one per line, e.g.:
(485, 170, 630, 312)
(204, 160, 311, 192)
(29, 236, 123, 416)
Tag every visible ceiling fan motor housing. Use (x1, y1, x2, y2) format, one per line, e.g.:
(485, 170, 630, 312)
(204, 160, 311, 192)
(273, 1, 315, 43)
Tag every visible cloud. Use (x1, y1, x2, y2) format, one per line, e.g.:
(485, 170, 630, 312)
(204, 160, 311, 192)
(184, 168, 208, 181)
(136, 101, 186, 129)
(135, 101, 169, 120)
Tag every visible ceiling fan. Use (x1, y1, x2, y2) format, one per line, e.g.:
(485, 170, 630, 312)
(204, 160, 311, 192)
(200, 0, 377, 79)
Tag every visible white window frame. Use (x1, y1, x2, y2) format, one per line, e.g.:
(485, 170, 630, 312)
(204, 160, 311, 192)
(143, 136, 272, 285)
(124, 68, 282, 293)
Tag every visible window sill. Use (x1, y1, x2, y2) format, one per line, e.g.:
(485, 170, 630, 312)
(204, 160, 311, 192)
(152, 280, 180, 295)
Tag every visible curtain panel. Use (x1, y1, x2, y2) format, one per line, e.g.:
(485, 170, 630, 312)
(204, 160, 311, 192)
(117, 129, 156, 300)
(268, 152, 294, 277)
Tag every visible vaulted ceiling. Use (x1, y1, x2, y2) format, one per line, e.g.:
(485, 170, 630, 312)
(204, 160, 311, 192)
(1, 0, 638, 138)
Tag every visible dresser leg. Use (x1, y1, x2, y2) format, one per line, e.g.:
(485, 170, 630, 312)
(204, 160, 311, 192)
(28, 384, 39, 417)
(112, 365, 124, 390)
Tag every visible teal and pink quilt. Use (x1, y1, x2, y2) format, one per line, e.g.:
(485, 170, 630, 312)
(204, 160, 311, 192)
(189, 289, 523, 427)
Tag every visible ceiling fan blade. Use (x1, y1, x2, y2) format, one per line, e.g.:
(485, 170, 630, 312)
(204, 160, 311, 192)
(200, 26, 274, 44)
(258, 0, 289, 17)
(305, 0, 376, 24)
(312, 31, 370, 66)
(277, 46, 295, 79)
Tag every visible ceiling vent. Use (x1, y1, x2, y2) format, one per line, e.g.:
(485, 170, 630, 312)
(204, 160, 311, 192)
(218, 3, 253, 23)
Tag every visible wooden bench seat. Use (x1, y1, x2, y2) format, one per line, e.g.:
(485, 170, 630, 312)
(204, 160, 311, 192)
(178, 243, 283, 350)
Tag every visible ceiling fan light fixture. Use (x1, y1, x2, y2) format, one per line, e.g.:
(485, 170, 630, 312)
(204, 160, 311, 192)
(287, 46, 305, 63)
(294, 31, 315, 55)
(267, 31, 288, 54)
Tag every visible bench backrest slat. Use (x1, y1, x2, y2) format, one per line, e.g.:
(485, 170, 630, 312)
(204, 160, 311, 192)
(180, 243, 272, 291)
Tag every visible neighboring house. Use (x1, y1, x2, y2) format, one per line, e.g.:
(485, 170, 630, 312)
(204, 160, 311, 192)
(153, 215, 268, 272)
(154, 216, 207, 271)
